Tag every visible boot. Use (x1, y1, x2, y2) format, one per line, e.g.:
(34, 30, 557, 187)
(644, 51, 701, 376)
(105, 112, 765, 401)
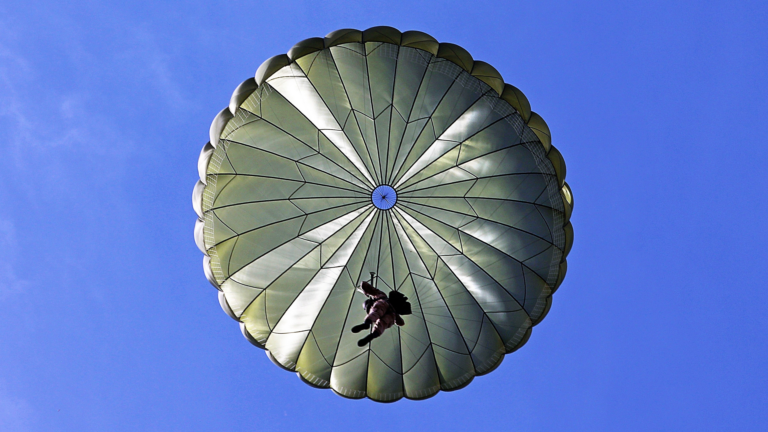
(351, 319, 371, 333)
(357, 332, 380, 347)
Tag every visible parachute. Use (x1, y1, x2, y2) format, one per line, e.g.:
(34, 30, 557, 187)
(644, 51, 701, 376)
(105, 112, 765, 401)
(193, 27, 574, 401)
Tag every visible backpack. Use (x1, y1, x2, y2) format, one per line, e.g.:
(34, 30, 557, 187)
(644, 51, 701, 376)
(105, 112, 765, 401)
(387, 290, 412, 316)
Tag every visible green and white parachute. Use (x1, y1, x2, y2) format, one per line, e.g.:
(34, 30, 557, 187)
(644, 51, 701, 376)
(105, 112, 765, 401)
(193, 27, 573, 402)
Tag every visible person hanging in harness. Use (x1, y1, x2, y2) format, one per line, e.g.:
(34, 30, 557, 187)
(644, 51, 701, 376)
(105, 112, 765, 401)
(351, 280, 412, 347)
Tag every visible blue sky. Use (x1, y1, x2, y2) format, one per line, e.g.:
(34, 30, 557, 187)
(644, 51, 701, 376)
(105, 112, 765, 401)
(1, 0, 766, 430)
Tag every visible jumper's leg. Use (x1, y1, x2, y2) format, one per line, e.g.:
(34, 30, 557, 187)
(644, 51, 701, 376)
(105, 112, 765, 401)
(351, 319, 371, 333)
(357, 331, 381, 347)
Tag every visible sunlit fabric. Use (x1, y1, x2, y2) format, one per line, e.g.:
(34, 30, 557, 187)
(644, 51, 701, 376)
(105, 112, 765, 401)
(193, 27, 573, 402)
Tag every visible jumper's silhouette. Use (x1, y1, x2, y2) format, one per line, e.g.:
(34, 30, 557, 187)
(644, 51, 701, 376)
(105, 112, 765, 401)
(352, 281, 411, 346)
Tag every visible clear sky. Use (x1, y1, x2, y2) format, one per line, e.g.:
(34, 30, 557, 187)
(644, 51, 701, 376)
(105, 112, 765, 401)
(1, 1, 766, 431)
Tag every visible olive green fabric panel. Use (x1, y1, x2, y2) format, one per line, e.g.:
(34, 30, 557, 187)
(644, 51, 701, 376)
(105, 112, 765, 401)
(298, 203, 371, 237)
(389, 213, 433, 279)
(321, 131, 376, 187)
(313, 133, 372, 189)
(486, 308, 533, 352)
(296, 161, 369, 194)
(369, 317, 403, 374)
(299, 206, 370, 244)
(330, 353, 369, 398)
(208, 236, 237, 283)
(391, 74, 498, 187)
(305, 270, 358, 366)
(397, 220, 440, 278)
(221, 118, 316, 161)
(332, 291, 370, 367)
(211, 201, 304, 238)
(373, 216, 396, 291)
(522, 245, 560, 285)
(398, 166, 475, 193)
(208, 176, 302, 209)
(374, 107, 393, 185)
(391, 47, 431, 128)
(359, 214, 384, 283)
(203, 211, 237, 250)
(331, 237, 382, 385)
(330, 45, 374, 118)
(402, 346, 440, 399)
(270, 268, 349, 357)
(385, 107, 408, 184)
(465, 174, 548, 203)
(318, 209, 372, 267)
(290, 182, 368, 200)
(365, 42, 398, 118)
(438, 253, 522, 314)
(394, 139, 459, 190)
(464, 199, 554, 241)
(267, 211, 377, 370)
(297, 154, 368, 192)
(470, 315, 506, 374)
(409, 58, 463, 122)
(294, 50, 321, 75)
(296, 332, 333, 387)
(398, 198, 477, 228)
(411, 276, 469, 354)
(262, 249, 322, 329)
(395, 205, 464, 253)
(456, 115, 525, 165)
(386, 213, 412, 291)
(220, 278, 263, 318)
(206, 149, 236, 179)
(323, 219, 381, 366)
(398, 178, 476, 199)
(457, 232, 527, 302)
(352, 111, 382, 181)
(396, 145, 460, 191)
(388, 118, 431, 184)
(397, 210, 530, 312)
(459, 218, 553, 264)
(227, 217, 304, 276)
(257, 85, 320, 151)
(265, 330, 311, 369)
(429, 76, 487, 138)
(459, 145, 541, 179)
(367, 350, 404, 402)
(393, 278, 432, 374)
(341, 110, 381, 185)
(433, 345, 474, 390)
(301, 50, 352, 126)
(264, 65, 376, 188)
(522, 265, 552, 319)
(221, 142, 304, 181)
(240, 292, 272, 344)
(291, 197, 367, 215)
(230, 238, 318, 290)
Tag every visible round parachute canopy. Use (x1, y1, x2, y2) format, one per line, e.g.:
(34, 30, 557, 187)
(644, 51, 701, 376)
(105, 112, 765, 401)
(193, 27, 573, 402)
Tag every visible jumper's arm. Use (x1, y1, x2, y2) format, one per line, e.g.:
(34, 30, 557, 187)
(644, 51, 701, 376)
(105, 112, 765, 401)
(360, 281, 386, 299)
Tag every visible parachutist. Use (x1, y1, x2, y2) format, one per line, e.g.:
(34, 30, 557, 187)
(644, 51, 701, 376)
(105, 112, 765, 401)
(353, 281, 410, 347)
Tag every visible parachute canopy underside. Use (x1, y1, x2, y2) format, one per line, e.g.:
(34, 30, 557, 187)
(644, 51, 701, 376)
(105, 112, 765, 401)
(193, 27, 573, 402)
